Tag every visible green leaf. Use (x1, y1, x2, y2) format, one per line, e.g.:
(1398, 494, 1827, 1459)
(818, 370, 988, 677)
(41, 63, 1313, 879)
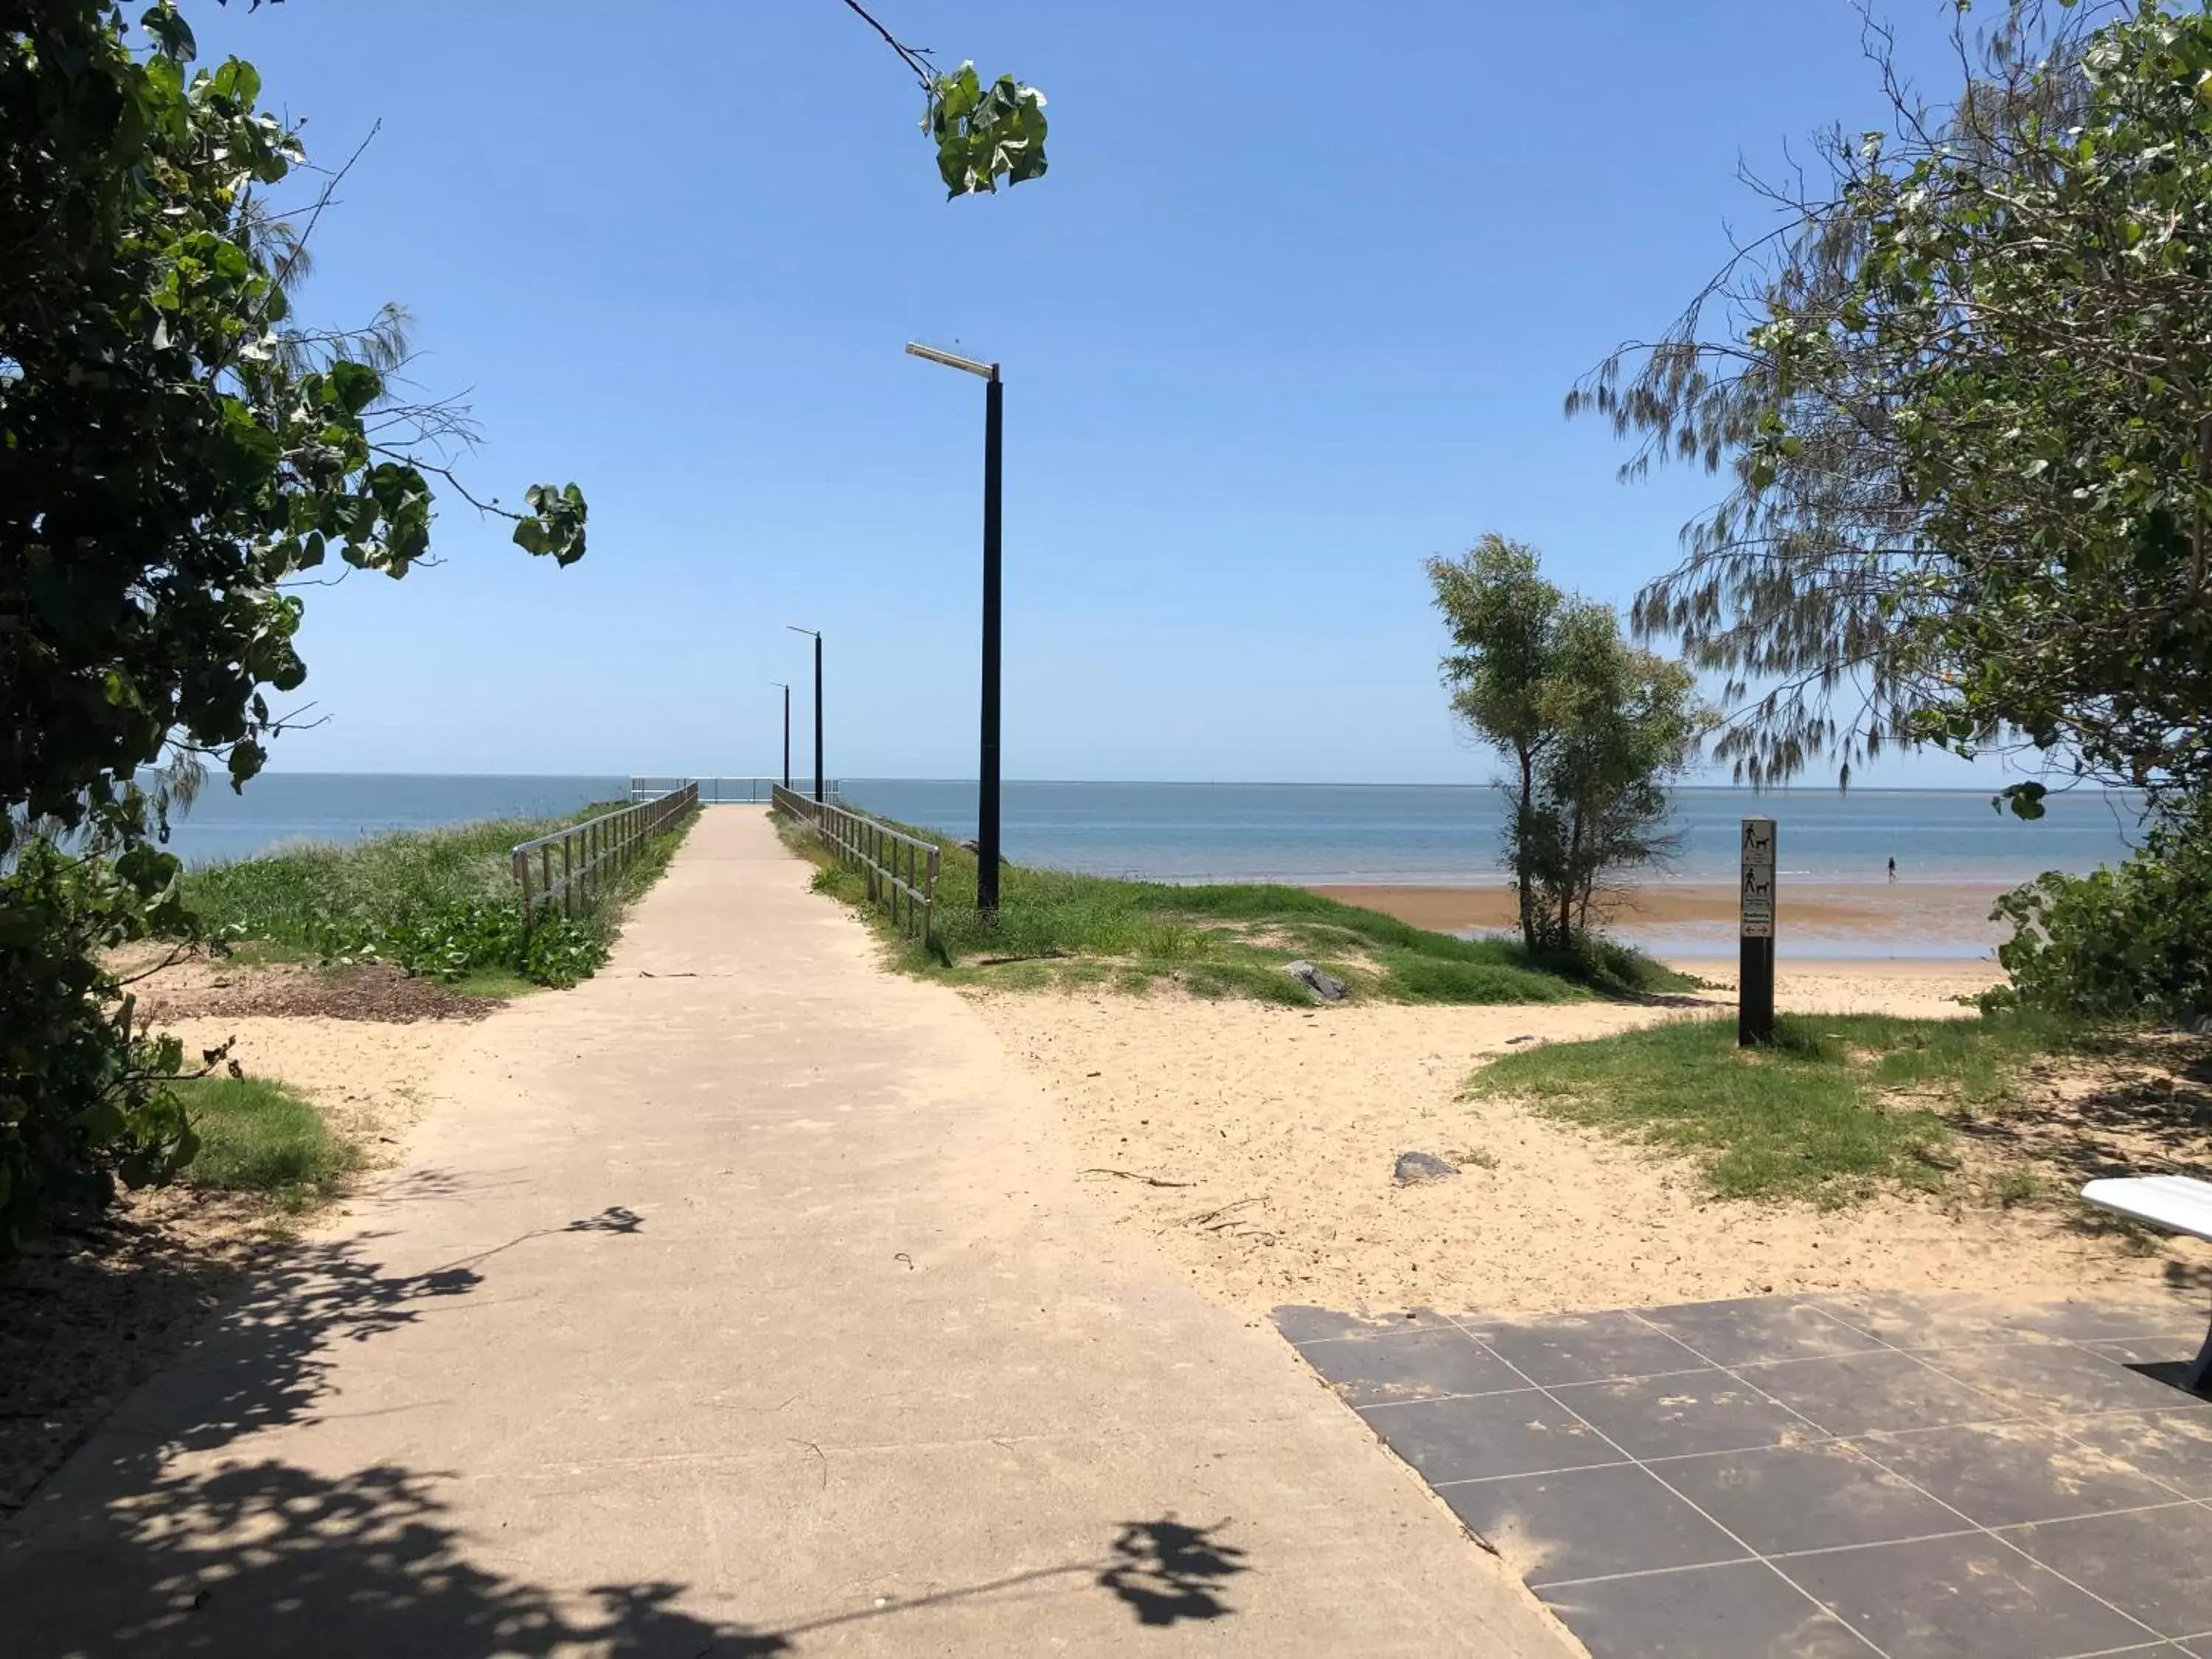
(141, 3, 196, 61)
(218, 400, 282, 483)
(929, 66, 1049, 198)
(208, 58, 262, 108)
(325, 360, 383, 416)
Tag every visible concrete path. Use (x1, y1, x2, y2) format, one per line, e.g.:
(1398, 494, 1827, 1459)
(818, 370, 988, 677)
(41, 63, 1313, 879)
(2, 809, 1571, 1657)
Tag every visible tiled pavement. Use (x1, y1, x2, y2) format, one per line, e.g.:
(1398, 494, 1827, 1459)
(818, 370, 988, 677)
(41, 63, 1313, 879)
(1275, 1293, 2212, 1658)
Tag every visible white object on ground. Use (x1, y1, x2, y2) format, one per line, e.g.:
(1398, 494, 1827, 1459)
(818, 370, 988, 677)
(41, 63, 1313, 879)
(2081, 1175, 2212, 1241)
(2080, 1175, 2212, 1395)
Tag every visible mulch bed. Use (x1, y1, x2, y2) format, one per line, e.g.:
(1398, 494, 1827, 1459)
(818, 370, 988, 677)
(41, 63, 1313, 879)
(136, 960, 498, 1024)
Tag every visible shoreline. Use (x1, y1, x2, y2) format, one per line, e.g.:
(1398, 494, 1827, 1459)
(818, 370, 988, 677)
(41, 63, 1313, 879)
(1309, 880, 2008, 957)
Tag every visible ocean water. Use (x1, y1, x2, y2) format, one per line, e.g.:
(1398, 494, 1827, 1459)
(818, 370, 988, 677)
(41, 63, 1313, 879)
(155, 773, 628, 865)
(153, 773, 2140, 959)
(158, 773, 2139, 891)
(838, 779, 2139, 888)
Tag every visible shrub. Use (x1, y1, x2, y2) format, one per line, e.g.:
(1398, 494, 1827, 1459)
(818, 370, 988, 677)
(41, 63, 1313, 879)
(1989, 810, 2212, 1025)
(0, 843, 197, 1246)
(520, 914, 608, 988)
(380, 895, 529, 982)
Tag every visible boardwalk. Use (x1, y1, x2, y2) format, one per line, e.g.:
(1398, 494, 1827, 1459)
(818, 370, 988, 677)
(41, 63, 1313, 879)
(2, 809, 1567, 1657)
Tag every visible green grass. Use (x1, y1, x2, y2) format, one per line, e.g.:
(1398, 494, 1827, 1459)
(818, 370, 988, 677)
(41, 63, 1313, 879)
(175, 1075, 359, 1209)
(180, 797, 694, 989)
(778, 809, 1695, 1006)
(446, 965, 540, 1000)
(184, 813, 559, 952)
(1465, 1010, 2078, 1204)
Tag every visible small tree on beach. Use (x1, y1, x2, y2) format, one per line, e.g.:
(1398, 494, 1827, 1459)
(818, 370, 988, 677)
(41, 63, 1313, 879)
(1430, 538, 1708, 953)
(1428, 537, 1561, 949)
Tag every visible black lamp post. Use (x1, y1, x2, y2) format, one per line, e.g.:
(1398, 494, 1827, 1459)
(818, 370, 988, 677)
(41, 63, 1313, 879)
(785, 627, 822, 803)
(770, 681, 790, 791)
(905, 341, 1004, 917)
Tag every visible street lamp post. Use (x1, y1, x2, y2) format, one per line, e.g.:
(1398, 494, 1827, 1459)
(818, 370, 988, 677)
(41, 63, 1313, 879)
(785, 627, 822, 804)
(770, 682, 790, 791)
(905, 341, 1004, 917)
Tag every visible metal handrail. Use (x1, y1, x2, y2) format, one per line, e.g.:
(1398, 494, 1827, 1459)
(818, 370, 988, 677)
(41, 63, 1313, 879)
(512, 782, 699, 920)
(772, 783, 939, 942)
(630, 776, 841, 804)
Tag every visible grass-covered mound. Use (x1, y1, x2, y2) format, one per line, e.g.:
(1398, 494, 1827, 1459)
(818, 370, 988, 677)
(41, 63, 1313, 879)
(780, 810, 1694, 1006)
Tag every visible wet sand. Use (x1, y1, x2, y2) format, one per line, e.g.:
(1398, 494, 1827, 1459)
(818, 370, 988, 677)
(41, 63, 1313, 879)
(1310, 880, 2006, 950)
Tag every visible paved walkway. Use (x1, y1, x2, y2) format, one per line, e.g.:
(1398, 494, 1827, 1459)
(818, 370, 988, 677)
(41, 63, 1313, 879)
(2, 810, 1569, 1657)
(1283, 1293, 2212, 1658)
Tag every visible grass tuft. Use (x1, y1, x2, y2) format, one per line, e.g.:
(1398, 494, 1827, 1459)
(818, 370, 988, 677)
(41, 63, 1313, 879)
(776, 808, 1692, 1007)
(1466, 1011, 2078, 1205)
(176, 1075, 358, 1209)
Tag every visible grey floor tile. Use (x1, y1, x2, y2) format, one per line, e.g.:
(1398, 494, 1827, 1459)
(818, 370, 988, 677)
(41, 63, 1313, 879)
(1659, 1440, 1965, 1555)
(1638, 1296, 1886, 1366)
(1270, 1304, 1434, 1345)
(1735, 1349, 2014, 1437)
(1855, 1419, 2183, 1526)
(1554, 1370, 1814, 1459)
(1541, 1559, 1863, 1658)
(1360, 1387, 1619, 1483)
(2058, 1408, 2212, 1498)
(1983, 1299, 2206, 1343)
(2005, 1503, 2212, 1639)
(2077, 1335, 2212, 1370)
(1782, 1532, 2152, 1658)
(1921, 1340, 2205, 1419)
(1812, 1290, 2063, 1352)
(1299, 1326, 1522, 1406)
(1467, 1310, 1714, 1386)
(1439, 1462, 1746, 1586)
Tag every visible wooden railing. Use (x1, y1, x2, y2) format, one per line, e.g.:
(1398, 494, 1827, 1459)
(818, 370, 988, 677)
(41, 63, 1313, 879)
(772, 783, 939, 942)
(512, 783, 699, 920)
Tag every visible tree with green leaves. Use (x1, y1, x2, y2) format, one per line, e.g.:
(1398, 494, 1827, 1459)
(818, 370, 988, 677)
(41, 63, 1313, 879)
(0, 0, 594, 1239)
(1568, 0, 2212, 817)
(1429, 537, 1562, 949)
(1430, 537, 1709, 953)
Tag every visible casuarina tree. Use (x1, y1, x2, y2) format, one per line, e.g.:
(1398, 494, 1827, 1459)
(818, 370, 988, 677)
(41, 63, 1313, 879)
(1567, 0, 2212, 816)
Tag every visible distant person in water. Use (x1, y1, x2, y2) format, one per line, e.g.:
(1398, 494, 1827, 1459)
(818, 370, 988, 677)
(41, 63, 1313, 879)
(1888, 856, 1897, 882)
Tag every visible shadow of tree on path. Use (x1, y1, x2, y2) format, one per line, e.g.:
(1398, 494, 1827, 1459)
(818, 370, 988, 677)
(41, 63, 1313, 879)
(1, 1192, 793, 1655)
(8, 1182, 1253, 1652)
(12, 1447, 1249, 1655)
(747, 1513, 1251, 1646)
(7, 1456, 790, 1658)
(1097, 1516, 1251, 1625)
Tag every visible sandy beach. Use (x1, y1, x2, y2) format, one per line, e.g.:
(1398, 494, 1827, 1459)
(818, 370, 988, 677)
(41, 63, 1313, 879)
(969, 958, 2210, 1325)
(1310, 880, 2009, 953)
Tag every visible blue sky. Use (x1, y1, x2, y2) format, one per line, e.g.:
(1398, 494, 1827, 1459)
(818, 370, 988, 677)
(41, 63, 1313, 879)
(189, 0, 2003, 787)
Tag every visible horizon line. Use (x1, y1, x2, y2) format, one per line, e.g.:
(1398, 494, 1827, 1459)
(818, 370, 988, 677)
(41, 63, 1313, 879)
(221, 769, 2135, 796)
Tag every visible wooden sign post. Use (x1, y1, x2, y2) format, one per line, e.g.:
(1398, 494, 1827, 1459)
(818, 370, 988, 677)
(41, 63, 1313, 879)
(1739, 817, 1776, 1047)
